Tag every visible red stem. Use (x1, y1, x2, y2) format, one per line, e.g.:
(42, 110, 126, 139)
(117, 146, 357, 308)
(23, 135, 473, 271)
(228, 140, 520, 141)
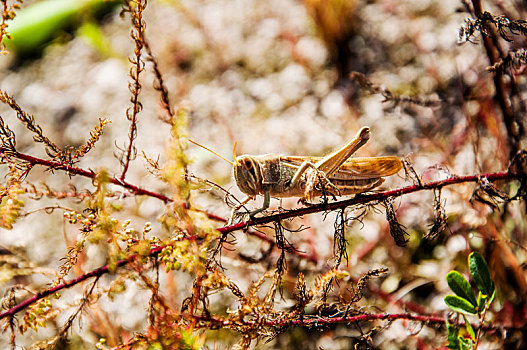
(192, 312, 524, 331)
(4, 149, 172, 203)
(217, 171, 515, 234)
(0, 244, 166, 320)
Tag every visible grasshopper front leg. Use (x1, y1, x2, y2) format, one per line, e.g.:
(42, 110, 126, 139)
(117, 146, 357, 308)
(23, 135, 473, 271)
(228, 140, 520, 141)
(228, 196, 252, 225)
(228, 191, 270, 225)
(251, 190, 270, 218)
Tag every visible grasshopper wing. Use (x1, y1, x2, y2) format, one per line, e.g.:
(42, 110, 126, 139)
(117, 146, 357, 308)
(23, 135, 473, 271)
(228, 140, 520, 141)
(282, 156, 402, 179)
(333, 156, 402, 179)
(281, 155, 401, 196)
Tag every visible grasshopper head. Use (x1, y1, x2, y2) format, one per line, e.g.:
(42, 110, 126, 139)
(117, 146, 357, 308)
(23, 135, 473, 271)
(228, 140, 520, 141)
(233, 155, 262, 196)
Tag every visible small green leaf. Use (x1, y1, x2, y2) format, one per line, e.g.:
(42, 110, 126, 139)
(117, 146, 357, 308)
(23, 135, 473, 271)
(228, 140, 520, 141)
(446, 322, 460, 349)
(446, 271, 477, 307)
(462, 314, 475, 341)
(445, 295, 477, 314)
(469, 252, 495, 297)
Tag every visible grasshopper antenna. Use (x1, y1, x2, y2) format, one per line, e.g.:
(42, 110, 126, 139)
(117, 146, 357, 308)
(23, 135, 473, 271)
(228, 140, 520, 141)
(232, 141, 240, 166)
(188, 139, 235, 166)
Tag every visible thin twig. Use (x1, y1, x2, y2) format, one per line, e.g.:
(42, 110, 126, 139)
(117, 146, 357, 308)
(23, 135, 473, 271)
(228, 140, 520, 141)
(350, 72, 441, 107)
(0, 242, 172, 320)
(144, 38, 174, 122)
(120, 0, 147, 181)
(0, 148, 172, 203)
(469, 2, 521, 158)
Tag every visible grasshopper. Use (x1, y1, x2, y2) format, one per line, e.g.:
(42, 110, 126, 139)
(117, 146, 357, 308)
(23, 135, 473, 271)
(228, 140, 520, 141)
(190, 127, 402, 223)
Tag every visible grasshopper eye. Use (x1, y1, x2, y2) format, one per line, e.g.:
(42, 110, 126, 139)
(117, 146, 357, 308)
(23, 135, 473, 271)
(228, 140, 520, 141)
(243, 159, 257, 179)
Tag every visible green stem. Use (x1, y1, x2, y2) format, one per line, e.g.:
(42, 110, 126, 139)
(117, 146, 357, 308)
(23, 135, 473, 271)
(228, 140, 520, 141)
(474, 301, 490, 349)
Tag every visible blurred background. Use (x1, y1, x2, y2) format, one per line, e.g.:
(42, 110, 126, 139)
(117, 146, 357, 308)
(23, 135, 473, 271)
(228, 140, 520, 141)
(1, 0, 526, 348)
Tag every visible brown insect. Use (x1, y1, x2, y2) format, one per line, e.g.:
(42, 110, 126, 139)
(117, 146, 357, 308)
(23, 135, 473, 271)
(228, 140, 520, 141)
(191, 127, 402, 222)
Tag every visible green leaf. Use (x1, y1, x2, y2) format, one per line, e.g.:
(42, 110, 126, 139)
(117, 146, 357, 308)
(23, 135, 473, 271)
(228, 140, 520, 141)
(462, 314, 475, 341)
(445, 295, 477, 314)
(446, 322, 460, 349)
(446, 271, 477, 307)
(2, 0, 119, 55)
(469, 252, 495, 297)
